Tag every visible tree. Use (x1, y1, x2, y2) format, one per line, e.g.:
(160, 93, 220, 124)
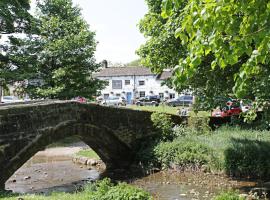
(0, 0, 33, 100)
(126, 59, 142, 67)
(161, 0, 270, 102)
(137, 0, 185, 74)
(138, 0, 240, 111)
(8, 0, 105, 99)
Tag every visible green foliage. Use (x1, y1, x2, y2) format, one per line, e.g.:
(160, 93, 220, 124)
(160, 0, 270, 106)
(137, 0, 243, 111)
(137, 124, 270, 178)
(137, 0, 185, 73)
(151, 112, 175, 141)
(88, 179, 152, 200)
(187, 116, 210, 135)
(214, 191, 243, 200)
(7, 0, 105, 99)
(224, 138, 270, 178)
(0, 179, 152, 200)
(0, 0, 32, 34)
(154, 138, 215, 169)
(0, 0, 33, 91)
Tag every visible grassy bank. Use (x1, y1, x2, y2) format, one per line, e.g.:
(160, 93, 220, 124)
(127, 105, 210, 117)
(138, 112, 270, 178)
(0, 179, 151, 200)
(75, 149, 100, 159)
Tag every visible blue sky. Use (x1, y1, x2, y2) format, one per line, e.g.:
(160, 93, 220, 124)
(72, 0, 148, 64)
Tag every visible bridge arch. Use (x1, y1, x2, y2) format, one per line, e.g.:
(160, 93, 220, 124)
(0, 101, 183, 190)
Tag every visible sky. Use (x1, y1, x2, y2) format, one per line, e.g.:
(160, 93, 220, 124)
(72, 0, 148, 64)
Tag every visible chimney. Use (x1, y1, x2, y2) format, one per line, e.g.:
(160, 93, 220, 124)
(102, 60, 108, 68)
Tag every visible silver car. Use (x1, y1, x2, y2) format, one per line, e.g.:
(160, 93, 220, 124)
(1, 96, 23, 103)
(101, 96, 126, 106)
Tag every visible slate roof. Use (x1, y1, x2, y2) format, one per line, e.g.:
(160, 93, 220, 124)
(95, 66, 155, 77)
(95, 66, 173, 80)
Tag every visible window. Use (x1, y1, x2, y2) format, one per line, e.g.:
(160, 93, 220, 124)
(139, 80, 145, 86)
(104, 94, 109, 99)
(116, 93, 121, 97)
(169, 93, 175, 99)
(112, 80, 122, 89)
(139, 91, 145, 97)
(159, 93, 164, 99)
(125, 80, 130, 85)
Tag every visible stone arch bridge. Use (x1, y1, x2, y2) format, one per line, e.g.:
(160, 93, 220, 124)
(0, 101, 183, 190)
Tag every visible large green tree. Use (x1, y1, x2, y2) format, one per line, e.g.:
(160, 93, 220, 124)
(0, 0, 33, 98)
(138, 0, 242, 110)
(160, 0, 270, 103)
(8, 0, 104, 99)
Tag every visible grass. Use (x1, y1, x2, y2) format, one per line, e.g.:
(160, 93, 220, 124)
(75, 149, 100, 159)
(0, 179, 152, 200)
(213, 191, 244, 200)
(127, 105, 210, 117)
(139, 119, 270, 178)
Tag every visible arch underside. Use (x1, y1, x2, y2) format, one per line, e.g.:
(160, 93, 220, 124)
(0, 121, 134, 190)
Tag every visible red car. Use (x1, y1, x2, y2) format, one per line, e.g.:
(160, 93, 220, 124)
(73, 96, 87, 103)
(212, 100, 242, 117)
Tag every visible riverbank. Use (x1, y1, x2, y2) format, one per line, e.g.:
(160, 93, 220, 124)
(139, 113, 270, 179)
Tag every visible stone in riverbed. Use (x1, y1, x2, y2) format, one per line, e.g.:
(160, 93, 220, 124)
(23, 176, 31, 180)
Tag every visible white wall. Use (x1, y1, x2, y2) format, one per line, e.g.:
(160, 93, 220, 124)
(98, 75, 179, 101)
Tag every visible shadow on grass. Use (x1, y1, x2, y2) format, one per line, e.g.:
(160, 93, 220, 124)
(224, 138, 270, 179)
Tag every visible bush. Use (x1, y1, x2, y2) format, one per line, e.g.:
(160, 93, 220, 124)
(213, 191, 244, 200)
(153, 138, 216, 169)
(224, 138, 270, 178)
(151, 112, 175, 141)
(188, 116, 210, 135)
(87, 179, 152, 200)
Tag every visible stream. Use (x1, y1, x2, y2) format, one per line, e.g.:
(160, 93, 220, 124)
(5, 145, 266, 199)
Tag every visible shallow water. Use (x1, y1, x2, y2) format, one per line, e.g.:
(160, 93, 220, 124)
(6, 154, 100, 194)
(5, 148, 267, 199)
(132, 171, 258, 200)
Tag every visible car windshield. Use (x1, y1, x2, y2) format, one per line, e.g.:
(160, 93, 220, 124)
(108, 96, 119, 100)
(3, 96, 18, 100)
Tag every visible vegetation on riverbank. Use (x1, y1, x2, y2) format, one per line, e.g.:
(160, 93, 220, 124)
(0, 179, 152, 200)
(75, 149, 100, 159)
(128, 105, 210, 117)
(213, 191, 244, 200)
(138, 112, 270, 178)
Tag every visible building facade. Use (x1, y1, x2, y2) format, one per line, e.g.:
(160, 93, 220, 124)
(95, 67, 179, 104)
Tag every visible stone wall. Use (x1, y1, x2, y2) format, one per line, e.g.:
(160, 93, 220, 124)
(0, 101, 184, 189)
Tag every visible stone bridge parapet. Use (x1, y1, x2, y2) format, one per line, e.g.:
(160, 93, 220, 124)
(0, 101, 183, 190)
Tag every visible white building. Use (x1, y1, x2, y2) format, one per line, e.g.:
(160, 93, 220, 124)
(95, 66, 179, 104)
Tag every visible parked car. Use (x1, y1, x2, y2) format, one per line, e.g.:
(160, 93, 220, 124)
(240, 99, 252, 113)
(1, 96, 24, 103)
(211, 100, 242, 117)
(135, 95, 160, 106)
(72, 96, 87, 103)
(101, 96, 126, 106)
(96, 96, 104, 104)
(166, 95, 194, 107)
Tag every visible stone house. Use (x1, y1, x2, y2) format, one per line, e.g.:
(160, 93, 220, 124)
(95, 66, 179, 104)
